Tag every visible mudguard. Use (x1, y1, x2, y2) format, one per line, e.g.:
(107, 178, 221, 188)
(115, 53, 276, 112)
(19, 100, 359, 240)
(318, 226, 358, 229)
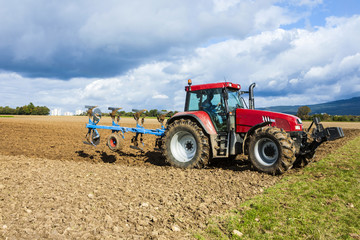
(167, 111, 217, 135)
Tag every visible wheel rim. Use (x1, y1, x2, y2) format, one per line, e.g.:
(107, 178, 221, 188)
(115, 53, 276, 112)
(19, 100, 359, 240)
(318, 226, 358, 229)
(170, 131, 197, 162)
(110, 138, 117, 148)
(254, 138, 279, 166)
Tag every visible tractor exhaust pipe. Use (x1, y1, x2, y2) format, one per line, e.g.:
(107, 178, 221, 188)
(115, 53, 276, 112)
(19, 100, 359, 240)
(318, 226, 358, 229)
(249, 83, 256, 110)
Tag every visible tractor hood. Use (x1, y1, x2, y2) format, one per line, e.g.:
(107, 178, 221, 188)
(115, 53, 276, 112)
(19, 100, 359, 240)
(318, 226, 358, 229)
(235, 108, 303, 133)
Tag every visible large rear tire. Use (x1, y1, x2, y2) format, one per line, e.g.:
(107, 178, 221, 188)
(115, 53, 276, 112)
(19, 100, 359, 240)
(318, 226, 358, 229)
(163, 119, 210, 168)
(248, 126, 296, 175)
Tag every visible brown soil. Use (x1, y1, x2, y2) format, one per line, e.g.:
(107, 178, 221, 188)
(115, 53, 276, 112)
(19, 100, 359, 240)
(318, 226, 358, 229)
(0, 116, 359, 239)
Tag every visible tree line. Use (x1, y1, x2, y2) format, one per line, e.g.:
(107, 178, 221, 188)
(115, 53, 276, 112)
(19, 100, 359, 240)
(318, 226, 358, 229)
(116, 109, 179, 118)
(0, 103, 50, 115)
(297, 106, 360, 122)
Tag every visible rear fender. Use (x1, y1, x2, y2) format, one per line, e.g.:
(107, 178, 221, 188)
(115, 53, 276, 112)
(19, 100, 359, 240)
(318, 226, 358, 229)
(167, 111, 217, 135)
(167, 112, 218, 158)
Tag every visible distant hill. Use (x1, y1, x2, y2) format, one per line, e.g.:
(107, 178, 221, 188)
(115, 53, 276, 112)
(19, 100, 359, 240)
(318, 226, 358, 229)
(258, 97, 360, 116)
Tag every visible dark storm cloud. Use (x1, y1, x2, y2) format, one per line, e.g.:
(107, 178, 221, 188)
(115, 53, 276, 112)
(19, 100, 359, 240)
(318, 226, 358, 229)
(0, 0, 298, 79)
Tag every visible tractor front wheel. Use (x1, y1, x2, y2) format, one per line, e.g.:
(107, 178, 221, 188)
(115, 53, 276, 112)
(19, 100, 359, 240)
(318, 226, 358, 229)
(163, 119, 210, 168)
(248, 126, 296, 175)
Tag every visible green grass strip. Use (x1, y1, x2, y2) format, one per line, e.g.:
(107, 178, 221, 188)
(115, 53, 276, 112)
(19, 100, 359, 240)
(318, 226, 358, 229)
(197, 137, 360, 240)
(0, 115, 14, 118)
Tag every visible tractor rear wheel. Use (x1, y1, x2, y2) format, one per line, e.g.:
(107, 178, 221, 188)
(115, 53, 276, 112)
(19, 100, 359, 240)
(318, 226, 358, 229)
(163, 119, 210, 168)
(248, 126, 296, 175)
(107, 133, 123, 152)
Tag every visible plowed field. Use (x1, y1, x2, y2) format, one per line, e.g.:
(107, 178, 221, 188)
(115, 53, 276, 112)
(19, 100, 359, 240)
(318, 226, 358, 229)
(1, 116, 359, 239)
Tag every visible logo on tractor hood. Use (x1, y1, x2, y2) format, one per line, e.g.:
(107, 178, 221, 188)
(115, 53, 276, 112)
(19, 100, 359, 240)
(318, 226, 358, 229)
(262, 116, 275, 123)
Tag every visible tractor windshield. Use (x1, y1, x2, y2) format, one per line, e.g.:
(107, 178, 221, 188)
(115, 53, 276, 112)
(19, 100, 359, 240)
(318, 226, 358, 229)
(227, 90, 243, 112)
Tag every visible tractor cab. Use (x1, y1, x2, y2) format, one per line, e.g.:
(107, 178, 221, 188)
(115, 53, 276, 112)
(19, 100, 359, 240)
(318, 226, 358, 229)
(184, 80, 243, 132)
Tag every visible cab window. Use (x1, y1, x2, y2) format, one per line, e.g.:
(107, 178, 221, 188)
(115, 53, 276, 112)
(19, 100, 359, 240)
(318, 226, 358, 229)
(227, 90, 243, 112)
(188, 92, 201, 111)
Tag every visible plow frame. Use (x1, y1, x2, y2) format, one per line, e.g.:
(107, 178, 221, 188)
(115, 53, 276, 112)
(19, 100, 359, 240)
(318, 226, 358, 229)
(86, 119, 165, 137)
(84, 107, 166, 150)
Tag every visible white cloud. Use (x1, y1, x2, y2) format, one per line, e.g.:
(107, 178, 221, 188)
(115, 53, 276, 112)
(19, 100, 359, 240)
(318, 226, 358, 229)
(296, 0, 323, 7)
(255, 6, 295, 30)
(152, 94, 169, 99)
(213, 0, 242, 12)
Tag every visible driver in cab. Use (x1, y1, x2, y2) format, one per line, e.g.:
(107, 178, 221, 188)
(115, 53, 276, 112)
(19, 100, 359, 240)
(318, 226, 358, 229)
(202, 93, 220, 113)
(201, 92, 226, 130)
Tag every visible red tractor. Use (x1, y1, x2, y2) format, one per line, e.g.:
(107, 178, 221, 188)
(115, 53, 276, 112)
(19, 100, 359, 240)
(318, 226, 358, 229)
(161, 80, 344, 174)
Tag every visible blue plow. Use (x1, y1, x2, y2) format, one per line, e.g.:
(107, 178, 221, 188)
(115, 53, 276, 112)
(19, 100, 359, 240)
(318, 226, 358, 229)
(84, 106, 167, 152)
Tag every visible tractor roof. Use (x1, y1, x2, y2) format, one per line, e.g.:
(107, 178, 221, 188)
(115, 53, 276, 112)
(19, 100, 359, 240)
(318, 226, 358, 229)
(185, 82, 241, 92)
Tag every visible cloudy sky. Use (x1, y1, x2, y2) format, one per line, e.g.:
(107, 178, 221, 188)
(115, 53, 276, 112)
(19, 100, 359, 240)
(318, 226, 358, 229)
(0, 0, 359, 114)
